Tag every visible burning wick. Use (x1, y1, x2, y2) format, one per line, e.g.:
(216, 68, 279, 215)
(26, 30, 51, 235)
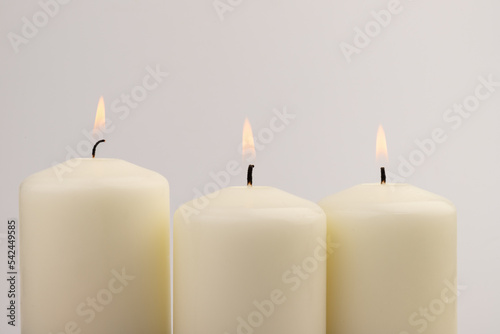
(247, 165, 255, 187)
(92, 140, 106, 158)
(380, 167, 386, 184)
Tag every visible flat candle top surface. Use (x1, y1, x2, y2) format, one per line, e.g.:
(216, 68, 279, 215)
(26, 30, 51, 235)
(21, 158, 168, 192)
(176, 186, 325, 223)
(190, 186, 322, 209)
(319, 183, 455, 215)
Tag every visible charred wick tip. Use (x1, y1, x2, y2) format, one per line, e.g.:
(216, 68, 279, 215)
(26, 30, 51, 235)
(92, 139, 106, 158)
(380, 167, 386, 184)
(247, 164, 255, 187)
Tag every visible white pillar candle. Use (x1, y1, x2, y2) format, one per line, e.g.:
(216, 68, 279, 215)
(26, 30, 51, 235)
(20, 158, 170, 334)
(174, 186, 327, 334)
(319, 183, 457, 334)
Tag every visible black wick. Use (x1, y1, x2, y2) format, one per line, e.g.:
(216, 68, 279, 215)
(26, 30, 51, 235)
(380, 167, 386, 184)
(92, 140, 106, 158)
(247, 164, 255, 186)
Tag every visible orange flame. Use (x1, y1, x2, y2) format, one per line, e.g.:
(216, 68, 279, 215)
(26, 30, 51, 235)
(93, 96, 105, 135)
(376, 124, 388, 163)
(242, 118, 256, 161)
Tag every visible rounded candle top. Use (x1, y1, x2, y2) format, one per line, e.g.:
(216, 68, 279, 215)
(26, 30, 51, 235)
(175, 186, 325, 224)
(21, 158, 168, 192)
(319, 183, 455, 215)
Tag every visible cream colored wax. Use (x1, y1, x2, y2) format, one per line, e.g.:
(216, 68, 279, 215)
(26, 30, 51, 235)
(20, 159, 170, 334)
(319, 183, 457, 334)
(174, 186, 327, 334)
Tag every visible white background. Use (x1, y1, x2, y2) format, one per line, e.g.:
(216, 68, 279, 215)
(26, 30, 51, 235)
(1, 0, 499, 333)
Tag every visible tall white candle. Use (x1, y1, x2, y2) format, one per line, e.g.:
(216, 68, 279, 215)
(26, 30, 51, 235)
(319, 125, 457, 334)
(319, 183, 457, 334)
(174, 185, 327, 334)
(20, 158, 170, 334)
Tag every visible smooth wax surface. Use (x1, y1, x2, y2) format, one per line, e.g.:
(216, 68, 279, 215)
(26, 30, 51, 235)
(20, 159, 170, 334)
(319, 183, 457, 334)
(174, 186, 327, 334)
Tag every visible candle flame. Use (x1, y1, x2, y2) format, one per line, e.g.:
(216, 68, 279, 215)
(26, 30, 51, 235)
(376, 124, 389, 164)
(242, 118, 256, 161)
(93, 96, 106, 135)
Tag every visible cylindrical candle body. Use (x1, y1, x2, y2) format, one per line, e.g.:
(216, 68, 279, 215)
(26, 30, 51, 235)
(174, 186, 327, 334)
(20, 159, 170, 334)
(319, 184, 457, 334)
